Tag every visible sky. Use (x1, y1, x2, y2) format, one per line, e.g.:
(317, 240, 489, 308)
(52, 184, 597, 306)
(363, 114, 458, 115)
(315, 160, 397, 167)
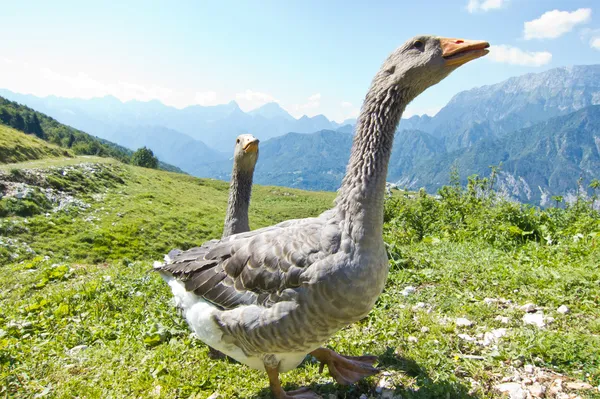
(0, 0, 599, 122)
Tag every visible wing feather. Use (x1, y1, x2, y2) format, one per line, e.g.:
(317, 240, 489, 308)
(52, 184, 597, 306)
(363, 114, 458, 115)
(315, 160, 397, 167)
(155, 210, 339, 311)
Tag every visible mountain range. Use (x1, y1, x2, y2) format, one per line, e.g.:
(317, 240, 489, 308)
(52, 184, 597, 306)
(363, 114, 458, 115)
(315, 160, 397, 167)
(2, 64, 599, 204)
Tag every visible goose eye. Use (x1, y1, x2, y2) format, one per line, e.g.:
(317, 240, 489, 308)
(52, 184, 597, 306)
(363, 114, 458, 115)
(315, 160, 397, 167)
(236, 139, 240, 143)
(414, 40, 424, 49)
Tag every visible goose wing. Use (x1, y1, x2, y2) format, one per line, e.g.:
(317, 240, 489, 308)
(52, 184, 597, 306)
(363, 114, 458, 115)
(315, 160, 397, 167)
(156, 211, 339, 310)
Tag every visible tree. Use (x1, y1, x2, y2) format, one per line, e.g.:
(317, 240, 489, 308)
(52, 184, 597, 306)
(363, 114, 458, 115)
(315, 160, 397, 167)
(590, 179, 600, 210)
(551, 195, 564, 208)
(131, 147, 159, 169)
(10, 113, 25, 131)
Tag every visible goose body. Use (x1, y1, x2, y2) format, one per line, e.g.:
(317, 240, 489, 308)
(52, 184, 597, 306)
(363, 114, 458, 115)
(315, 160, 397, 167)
(156, 35, 489, 398)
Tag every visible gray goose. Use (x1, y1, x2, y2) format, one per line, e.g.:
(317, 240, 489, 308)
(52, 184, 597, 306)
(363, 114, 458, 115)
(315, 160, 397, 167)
(209, 133, 259, 359)
(222, 133, 260, 238)
(156, 35, 489, 399)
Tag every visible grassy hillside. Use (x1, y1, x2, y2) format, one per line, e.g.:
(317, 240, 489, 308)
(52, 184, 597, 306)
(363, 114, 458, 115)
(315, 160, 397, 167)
(0, 124, 72, 163)
(0, 159, 598, 398)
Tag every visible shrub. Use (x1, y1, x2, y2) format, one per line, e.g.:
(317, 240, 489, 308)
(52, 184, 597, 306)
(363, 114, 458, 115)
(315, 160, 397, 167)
(131, 147, 159, 169)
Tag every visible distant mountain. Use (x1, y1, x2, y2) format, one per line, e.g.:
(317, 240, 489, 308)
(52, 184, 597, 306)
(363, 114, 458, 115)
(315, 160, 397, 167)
(401, 65, 600, 151)
(0, 90, 340, 152)
(101, 125, 224, 176)
(197, 130, 353, 191)
(395, 105, 600, 204)
(248, 102, 294, 121)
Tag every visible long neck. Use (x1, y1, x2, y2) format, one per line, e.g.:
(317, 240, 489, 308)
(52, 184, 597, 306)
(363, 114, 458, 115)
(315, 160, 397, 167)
(222, 164, 254, 238)
(335, 84, 414, 244)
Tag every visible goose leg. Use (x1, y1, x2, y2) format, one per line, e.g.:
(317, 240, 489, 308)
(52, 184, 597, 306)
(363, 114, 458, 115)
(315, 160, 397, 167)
(265, 364, 320, 399)
(310, 347, 379, 385)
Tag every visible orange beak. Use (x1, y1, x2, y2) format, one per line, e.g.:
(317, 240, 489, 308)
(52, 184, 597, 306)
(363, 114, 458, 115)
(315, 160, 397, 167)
(243, 139, 259, 153)
(440, 38, 490, 66)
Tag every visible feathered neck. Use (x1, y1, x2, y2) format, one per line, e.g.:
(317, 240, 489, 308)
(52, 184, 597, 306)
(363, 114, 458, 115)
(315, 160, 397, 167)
(335, 83, 414, 244)
(222, 163, 255, 237)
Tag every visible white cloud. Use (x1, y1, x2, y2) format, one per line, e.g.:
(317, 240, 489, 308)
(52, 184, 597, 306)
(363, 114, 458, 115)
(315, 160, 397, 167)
(592, 37, 600, 50)
(340, 101, 353, 108)
(487, 45, 552, 66)
(288, 93, 322, 117)
(235, 89, 278, 111)
(194, 91, 219, 106)
(0, 58, 187, 106)
(467, 0, 507, 13)
(524, 8, 591, 40)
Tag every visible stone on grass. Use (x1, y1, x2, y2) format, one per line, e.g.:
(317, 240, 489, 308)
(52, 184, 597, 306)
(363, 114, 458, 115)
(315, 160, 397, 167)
(401, 286, 416, 296)
(495, 316, 510, 324)
(67, 345, 88, 356)
(455, 317, 473, 327)
(407, 336, 418, 343)
(524, 364, 534, 374)
(557, 305, 570, 314)
(494, 382, 526, 399)
(482, 328, 507, 346)
(420, 326, 430, 333)
(523, 312, 545, 328)
(458, 333, 475, 342)
(520, 303, 537, 313)
(529, 382, 546, 397)
(565, 382, 593, 390)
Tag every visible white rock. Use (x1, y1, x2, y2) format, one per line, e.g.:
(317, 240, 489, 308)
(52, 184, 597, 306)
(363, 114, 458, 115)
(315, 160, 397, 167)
(557, 305, 570, 314)
(482, 328, 507, 346)
(67, 345, 88, 356)
(523, 312, 545, 328)
(565, 382, 594, 390)
(458, 333, 475, 342)
(495, 316, 510, 324)
(529, 382, 545, 397)
(549, 379, 563, 395)
(455, 317, 473, 327)
(483, 297, 498, 305)
(407, 336, 418, 343)
(524, 364, 534, 374)
(520, 303, 537, 313)
(401, 286, 416, 296)
(412, 302, 427, 311)
(375, 376, 393, 393)
(359, 395, 368, 399)
(206, 393, 220, 399)
(495, 382, 526, 399)
(420, 326, 430, 333)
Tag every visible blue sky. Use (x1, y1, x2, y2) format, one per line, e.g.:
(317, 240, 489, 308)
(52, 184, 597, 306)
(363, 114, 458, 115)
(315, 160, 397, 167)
(1, 0, 599, 122)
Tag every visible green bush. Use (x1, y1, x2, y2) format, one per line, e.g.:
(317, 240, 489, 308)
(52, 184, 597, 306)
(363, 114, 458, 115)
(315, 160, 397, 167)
(384, 173, 600, 256)
(131, 147, 159, 169)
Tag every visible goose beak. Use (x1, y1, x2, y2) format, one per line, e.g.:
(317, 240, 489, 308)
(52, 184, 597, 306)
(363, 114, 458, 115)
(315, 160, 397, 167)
(440, 38, 490, 67)
(243, 138, 259, 153)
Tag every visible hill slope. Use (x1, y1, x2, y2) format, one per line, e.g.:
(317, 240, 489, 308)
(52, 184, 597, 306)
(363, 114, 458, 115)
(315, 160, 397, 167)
(0, 124, 72, 163)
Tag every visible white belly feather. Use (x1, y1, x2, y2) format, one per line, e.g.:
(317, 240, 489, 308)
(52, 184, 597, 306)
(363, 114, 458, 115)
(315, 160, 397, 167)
(163, 275, 308, 372)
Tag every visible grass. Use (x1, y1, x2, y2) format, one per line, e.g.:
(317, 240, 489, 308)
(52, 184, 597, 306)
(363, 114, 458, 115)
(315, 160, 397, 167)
(0, 125, 72, 164)
(1, 159, 599, 398)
